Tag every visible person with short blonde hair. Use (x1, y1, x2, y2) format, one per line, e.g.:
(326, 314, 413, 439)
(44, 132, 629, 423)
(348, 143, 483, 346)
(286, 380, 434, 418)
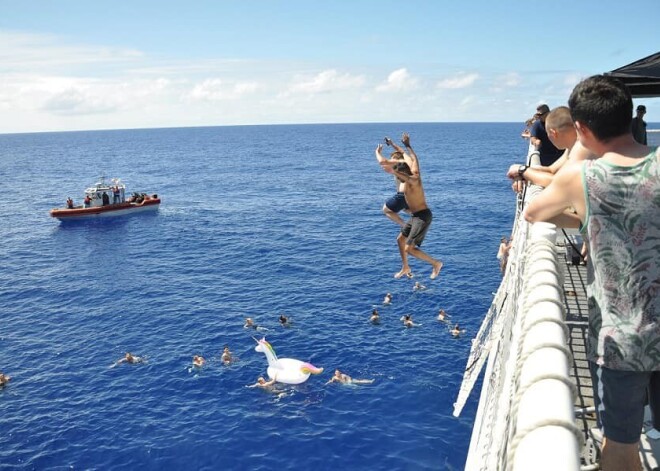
(507, 106, 594, 192)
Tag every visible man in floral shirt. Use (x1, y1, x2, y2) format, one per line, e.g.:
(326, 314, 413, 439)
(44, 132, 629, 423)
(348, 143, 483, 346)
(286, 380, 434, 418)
(525, 75, 659, 471)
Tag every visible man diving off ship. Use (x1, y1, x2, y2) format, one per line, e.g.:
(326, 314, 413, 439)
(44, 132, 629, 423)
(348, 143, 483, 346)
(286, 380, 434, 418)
(379, 133, 443, 280)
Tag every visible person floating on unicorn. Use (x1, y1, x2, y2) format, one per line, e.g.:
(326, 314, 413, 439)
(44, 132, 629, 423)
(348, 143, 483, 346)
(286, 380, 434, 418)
(253, 337, 323, 385)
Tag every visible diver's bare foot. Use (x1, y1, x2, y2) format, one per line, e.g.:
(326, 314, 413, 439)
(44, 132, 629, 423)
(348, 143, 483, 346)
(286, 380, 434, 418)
(430, 262, 443, 280)
(394, 268, 412, 279)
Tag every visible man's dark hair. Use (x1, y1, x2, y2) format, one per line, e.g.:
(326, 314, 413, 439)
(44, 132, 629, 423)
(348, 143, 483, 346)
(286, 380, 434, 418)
(568, 75, 632, 141)
(393, 161, 412, 176)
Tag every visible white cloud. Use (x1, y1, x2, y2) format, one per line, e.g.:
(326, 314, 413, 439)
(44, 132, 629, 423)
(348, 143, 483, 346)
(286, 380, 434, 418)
(375, 68, 418, 93)
(186, 79, 261, 102)
(498, 72, 522, 88)
(460, 96, 476, 106)
(0, 30, 143, 73)
(0, 73, 179, 117)
(488, 72, 523, 93)
(436, 73, 479, 89)
(41, 87, 116, 115)
(285, 69, 365, 95)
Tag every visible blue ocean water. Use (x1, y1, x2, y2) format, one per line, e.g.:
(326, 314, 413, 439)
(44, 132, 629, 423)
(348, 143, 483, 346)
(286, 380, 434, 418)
(0, 123, 523, 470)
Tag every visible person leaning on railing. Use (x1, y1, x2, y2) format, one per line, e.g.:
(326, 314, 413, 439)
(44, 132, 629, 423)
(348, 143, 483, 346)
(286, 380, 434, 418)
(506, 106, 593, 193)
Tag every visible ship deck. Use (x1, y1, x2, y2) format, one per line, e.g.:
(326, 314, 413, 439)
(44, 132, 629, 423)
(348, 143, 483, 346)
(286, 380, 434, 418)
(559, 232, 659, 470)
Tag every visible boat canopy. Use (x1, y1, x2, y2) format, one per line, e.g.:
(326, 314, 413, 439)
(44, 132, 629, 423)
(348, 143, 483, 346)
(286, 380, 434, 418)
(605, 51, 660, 98)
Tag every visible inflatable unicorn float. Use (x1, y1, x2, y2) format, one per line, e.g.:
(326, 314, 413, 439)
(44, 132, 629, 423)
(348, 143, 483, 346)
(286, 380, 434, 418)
(254, 337, 323, 384)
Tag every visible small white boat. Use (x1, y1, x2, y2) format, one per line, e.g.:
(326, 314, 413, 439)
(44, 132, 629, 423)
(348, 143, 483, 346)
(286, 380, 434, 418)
(50, 176, 160, 221)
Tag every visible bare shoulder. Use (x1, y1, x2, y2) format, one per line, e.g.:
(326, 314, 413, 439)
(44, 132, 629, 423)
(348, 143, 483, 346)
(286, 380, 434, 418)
(554, 157, 583, 186)
(567, 141, 592, 162)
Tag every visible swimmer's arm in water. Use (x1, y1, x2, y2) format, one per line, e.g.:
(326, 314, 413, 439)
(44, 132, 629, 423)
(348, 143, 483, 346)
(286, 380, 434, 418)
(352, 379, 375, 385)
(110, 357, 129, 368)
(263, 377, 277, 387)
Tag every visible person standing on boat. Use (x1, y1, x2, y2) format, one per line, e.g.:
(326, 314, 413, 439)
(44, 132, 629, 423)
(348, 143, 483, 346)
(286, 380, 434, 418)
(113, 185, 121, 204)
(525, 75, 659, 471)
(66, 197, 74, 209)
(101, 192, 110, 206)
(84, 195, 91, 208)
(379, 133, 443, 280)
(375, 140, 408, 227)
(631, 104, 647, 145)
(529, 104, 563, 166)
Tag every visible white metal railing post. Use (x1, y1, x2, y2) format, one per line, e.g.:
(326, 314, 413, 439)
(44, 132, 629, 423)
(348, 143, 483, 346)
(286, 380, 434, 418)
(508, 222, 581, 471)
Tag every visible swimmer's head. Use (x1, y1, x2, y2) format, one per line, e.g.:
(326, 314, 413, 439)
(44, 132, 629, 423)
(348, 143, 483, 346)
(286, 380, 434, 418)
(258, 377, 266, 384)
(390, 151, 404, 160)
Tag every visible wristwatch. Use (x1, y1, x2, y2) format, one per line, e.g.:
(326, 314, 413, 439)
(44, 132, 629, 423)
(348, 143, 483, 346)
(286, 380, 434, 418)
(518, 165, 529, 177)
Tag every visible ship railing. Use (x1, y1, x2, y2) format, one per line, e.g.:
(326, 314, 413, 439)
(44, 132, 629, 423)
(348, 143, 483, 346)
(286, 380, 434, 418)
(458, 173, 581, 470)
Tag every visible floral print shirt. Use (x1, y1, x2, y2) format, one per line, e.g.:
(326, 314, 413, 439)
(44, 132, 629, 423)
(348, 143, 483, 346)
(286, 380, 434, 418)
(581, 147, 659, 371)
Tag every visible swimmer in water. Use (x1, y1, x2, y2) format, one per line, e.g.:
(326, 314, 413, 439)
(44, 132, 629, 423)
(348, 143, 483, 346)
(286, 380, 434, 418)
(192, 355, 205, 368)
(325, 369, 374, 385)
(413, 281, 426, 291)
(383, 293, 392, 305)
(279, 315, 291, 327)
(451, 323, 465, 337)
(437, 309, 449, 323)
(244, 317, 269, 331)
(370, 309, 380, 324)
(400, 314, 418, 328)
(248, 376, 277, 388)
(112, 352, 144, 367)
(0, 372, 11, 387)
(221, 346, 233, 364)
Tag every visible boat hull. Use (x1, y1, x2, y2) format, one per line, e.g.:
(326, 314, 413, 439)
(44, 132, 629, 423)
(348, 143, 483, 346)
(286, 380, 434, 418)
(50, 199, 160, 221)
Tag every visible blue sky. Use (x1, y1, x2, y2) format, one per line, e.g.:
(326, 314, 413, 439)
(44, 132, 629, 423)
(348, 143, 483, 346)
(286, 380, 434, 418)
(1, 0, 658, 133)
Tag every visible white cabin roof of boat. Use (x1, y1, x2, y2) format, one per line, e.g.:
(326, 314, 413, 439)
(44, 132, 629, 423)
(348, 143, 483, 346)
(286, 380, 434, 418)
(84, 176, 126, 195)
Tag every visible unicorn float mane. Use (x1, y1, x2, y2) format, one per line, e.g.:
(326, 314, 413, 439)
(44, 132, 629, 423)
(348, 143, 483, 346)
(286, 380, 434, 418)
(300, 362, 324, 375)
(255, 337, 279, 366)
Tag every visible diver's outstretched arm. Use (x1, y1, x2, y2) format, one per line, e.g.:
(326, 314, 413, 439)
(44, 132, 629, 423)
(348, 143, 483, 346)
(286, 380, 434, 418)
(401, 133, 420, 175)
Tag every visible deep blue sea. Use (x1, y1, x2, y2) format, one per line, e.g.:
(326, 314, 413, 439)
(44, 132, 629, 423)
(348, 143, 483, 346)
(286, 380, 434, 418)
(0, 123, 524, 470)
